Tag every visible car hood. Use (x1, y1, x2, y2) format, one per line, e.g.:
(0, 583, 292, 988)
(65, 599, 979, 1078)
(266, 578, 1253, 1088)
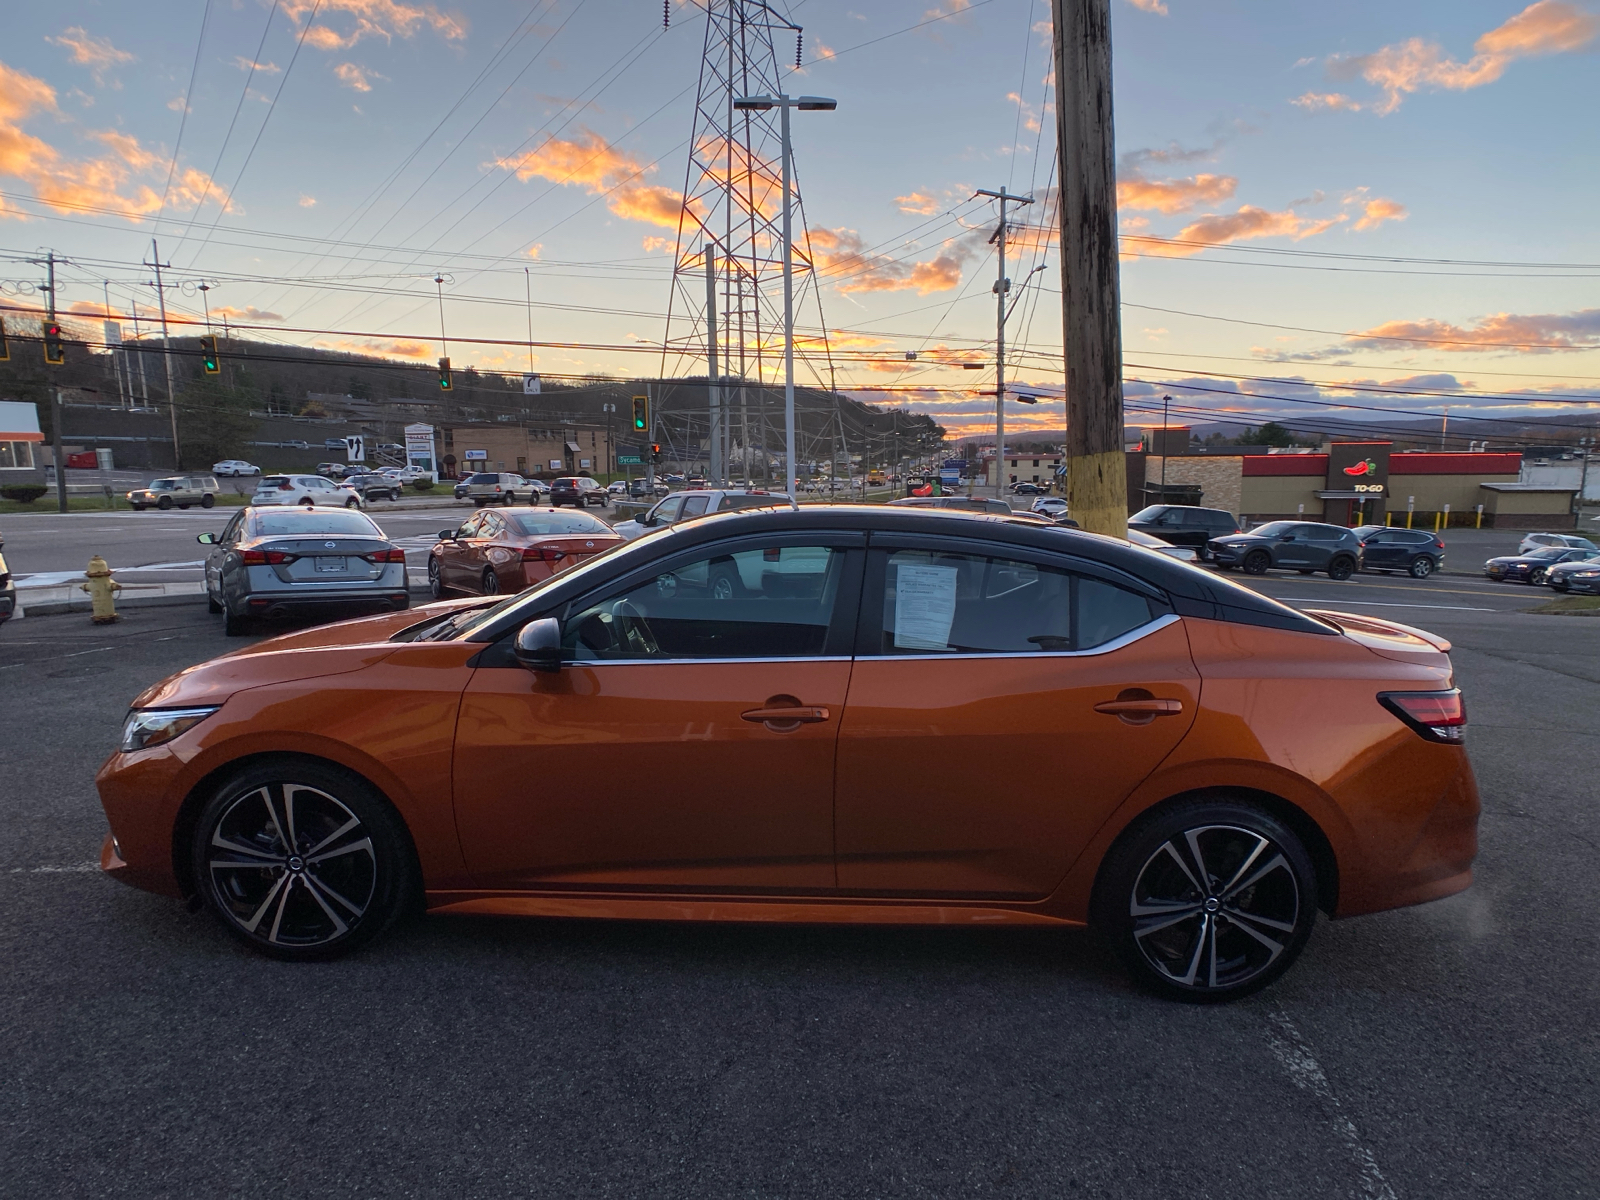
(1487, 556, 1543, 566)
(129, 597, 490, 710)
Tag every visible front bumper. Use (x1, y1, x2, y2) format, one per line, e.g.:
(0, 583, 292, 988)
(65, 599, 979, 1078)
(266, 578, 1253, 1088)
(1551, 576, 1600, 594)
(0, 583, 14, 622)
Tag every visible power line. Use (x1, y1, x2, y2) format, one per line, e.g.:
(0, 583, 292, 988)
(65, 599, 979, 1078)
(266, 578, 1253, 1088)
(155, 0, 215, 226)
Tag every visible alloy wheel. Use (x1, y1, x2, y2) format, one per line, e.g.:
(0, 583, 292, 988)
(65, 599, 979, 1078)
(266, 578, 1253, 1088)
(482, 567, 500, 595)
(204, 782, 377, 949)
(1242, 550, 1270, 575)
(427, 556, 444, 599)
(1129, 824, 1301, 993)
(1410, 556, 1434, 579)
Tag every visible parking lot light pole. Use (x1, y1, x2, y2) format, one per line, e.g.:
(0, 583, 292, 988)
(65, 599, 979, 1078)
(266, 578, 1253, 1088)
(733, 93, 836, 497)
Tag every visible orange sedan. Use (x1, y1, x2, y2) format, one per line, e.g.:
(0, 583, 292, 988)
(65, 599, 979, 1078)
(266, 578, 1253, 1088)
(427, 506, 622, 598)
(96, 506, 1477, 1001)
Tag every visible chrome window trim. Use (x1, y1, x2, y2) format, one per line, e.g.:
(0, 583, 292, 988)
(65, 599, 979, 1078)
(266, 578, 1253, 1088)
(563, 614, 1178, 665)
(867, 611, 1180, 661)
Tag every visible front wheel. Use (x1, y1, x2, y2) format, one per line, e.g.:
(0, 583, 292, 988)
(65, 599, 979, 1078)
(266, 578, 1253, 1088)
(345, 498, 360, 509)
(1092, 800, 1318, 1003)
(1242, 550, 1271, 576)
(1327, 556, 1355, 581)
(1408, 556, 1434, 579)
(427, 556, 445, 599)
(157, 496, 174, 510)
(190, 759, 416, 961)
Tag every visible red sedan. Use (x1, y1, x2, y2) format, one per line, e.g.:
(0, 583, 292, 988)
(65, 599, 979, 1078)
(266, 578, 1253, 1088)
(428, 507, 622, 597)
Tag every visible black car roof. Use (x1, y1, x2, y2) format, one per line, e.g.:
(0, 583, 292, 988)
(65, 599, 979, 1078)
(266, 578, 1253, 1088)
(465, 504, 1332, 640)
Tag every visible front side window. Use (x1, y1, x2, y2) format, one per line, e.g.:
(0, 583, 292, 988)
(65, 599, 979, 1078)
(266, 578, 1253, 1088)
(648, 496, 684, 526)
(875, 548, 1158, 655)
(565, 544, 845, 661)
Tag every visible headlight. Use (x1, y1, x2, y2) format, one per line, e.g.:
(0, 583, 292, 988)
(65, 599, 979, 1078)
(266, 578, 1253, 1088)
(119, 706, 220, 752)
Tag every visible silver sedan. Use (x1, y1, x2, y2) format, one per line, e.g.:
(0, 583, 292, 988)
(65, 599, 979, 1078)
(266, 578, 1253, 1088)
(198, 506, 410, 636)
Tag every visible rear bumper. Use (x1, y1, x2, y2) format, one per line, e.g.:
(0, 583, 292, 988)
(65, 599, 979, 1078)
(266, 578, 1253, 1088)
(0, 584, 14, 622)
(241, 590, 410, 620)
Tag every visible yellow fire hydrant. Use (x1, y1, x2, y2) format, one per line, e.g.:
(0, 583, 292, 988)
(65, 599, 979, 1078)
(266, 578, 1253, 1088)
(78, 554, 123, 624)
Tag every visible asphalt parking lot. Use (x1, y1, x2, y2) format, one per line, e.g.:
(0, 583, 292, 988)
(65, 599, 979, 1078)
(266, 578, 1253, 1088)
(2, 591, 1597, 1197)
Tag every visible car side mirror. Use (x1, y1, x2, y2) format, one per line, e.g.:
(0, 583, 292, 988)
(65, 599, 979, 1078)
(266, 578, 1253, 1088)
(514, 617, 563, 673)
(439, 529, 456, 540)
(197, 532, 217, 545)
(1279, 534, 1294, 542)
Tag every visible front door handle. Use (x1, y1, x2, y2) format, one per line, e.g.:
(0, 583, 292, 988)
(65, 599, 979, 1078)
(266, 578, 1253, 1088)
(1094, 697, 1183, 718)
(741, 705, 830, 726)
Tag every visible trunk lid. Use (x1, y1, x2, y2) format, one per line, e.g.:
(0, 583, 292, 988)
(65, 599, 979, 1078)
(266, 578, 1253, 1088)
(1305, 608, 1452, 665)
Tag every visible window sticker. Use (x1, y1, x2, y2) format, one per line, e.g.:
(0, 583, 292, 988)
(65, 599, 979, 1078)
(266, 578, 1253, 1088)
(894, 563, 959, 650)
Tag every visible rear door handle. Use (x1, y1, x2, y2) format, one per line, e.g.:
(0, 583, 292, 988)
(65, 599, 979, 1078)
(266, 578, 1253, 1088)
(1093, 698, 1183, 716)
(741, 706, 830, 725)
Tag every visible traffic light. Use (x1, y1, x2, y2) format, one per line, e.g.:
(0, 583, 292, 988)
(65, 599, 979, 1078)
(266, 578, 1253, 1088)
(0, 316, 8, 362)
(631, 395, 648, 432)
(437, 356, 453, 391)
(43, 320, 65, 366)
(199, 335, 220, 374)
(650, 442, 662, 464)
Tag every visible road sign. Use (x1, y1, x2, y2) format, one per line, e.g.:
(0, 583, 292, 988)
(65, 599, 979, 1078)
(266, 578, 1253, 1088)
(523, 373, 541, 395)
(616, 443, 644, 466)
(344, 436, 365, 462)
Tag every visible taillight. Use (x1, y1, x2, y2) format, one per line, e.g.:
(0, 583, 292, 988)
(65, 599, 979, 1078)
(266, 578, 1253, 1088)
(1434, 539, 1445, 549)
(522, 546, 566, 562)
(364, 548, 406, 563)
(239, 549, 294, 565)
(1379, 689, 1466, 743)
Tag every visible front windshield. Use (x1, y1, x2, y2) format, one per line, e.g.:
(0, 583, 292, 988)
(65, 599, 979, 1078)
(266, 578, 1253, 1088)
(507, 511, 610, 536)
(447, 535, 650, 640)
(252, 510, 383, 537)
(1129, 506, 1167, 522)
(1249, 521, 1295, 537)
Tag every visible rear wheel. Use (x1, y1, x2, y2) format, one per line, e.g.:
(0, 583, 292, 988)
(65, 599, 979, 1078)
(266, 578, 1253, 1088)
(1327, 555, 1355, 581)
(1242, 550, 1271, 576)
(223, 602, 250, 637)
(300, 498, 315, 509)
(1408, 555, 1435, 579)
(207, 585, 223, 614)
(1297, 569, 1313, 575)
(1093, 800, 1318, 1003)
(481, 567, 500, 595)
(201, 495, 215, 509)
(190, 759, 415, 961)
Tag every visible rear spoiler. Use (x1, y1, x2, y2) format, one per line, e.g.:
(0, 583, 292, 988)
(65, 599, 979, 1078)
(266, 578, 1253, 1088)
(1306, 609, 1452, 654)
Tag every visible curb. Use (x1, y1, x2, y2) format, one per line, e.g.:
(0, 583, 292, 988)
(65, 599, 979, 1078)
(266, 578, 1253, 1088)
(14, 585, 207, 618)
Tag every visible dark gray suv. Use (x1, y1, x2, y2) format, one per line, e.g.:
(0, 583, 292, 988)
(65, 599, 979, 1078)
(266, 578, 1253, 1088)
(1208, 521, 1364, 580)
(1128, 505, 1241, 560)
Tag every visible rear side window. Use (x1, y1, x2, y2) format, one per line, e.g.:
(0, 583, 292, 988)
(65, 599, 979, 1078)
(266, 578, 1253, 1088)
(260, 476, 289, 487)
(874, 549, 1158, 655)
(681, 495, 710, 518)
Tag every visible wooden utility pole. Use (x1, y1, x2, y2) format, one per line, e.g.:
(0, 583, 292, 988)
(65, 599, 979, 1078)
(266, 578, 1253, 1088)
(1053, 0, 1126, 536)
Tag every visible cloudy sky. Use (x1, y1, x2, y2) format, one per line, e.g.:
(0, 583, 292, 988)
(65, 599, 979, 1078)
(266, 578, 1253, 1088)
(2, 0, 1598, 441)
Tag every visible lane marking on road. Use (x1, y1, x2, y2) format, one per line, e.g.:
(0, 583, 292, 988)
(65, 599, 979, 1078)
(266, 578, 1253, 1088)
(7, 863, 100, 874)
(1273, 598, 1494, 612)
(1265, 1010, 1398, 1200)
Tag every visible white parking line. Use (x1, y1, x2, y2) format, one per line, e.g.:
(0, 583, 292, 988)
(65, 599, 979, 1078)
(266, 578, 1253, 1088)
(7, 863, 100, 874)
(1274, 598, 1492, 612)
(1265, 1010, 1397, 1200)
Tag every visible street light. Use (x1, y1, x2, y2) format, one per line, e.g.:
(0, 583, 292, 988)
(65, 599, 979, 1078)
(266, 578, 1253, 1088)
(733, 93, 837, 496)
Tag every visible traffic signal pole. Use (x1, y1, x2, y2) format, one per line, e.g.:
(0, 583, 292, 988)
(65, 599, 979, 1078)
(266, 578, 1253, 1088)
(1054, 0, 1127, 536)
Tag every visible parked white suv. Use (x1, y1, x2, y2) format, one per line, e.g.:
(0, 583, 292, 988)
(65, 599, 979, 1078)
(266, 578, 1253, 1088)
(252, 473, 364, 508)
(611, 488, 793, 540)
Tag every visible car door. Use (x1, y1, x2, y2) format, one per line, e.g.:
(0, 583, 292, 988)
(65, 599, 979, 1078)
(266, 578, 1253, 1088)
(451, 531, 866, 891)
(206, 509, 248, 597)
(833, 539, 1199, 898)
(467, 510, 507, 590)
(1302, 524, 1342, 569)
(439, 513, 484, 588)
(1366, 530, 1404, 569)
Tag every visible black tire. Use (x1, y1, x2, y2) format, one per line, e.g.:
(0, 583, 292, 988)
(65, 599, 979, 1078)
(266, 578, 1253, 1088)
(223, 602, 250, 637)
(1092, 799, 1318, 1003)
(1327, 556, 1355, 581)
(190, 758, 416, 961)
(157, 495, 173, 510)
(207, 585, 223, 614)
(1242, 550, 1271, 576)
(300, 498, 315, 509)
(1297, 569, 1313, 575)
(345, 498, 360, 509)
(132, 505, 146, 511)
(1408, 555, 1435, 579)
(481, 567, 500, 596)
(427, 556, 445, 600)
(201, 495, 215, 509)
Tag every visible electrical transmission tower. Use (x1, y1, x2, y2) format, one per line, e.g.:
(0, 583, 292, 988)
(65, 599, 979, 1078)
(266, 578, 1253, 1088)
(658, 0, 836, 487)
